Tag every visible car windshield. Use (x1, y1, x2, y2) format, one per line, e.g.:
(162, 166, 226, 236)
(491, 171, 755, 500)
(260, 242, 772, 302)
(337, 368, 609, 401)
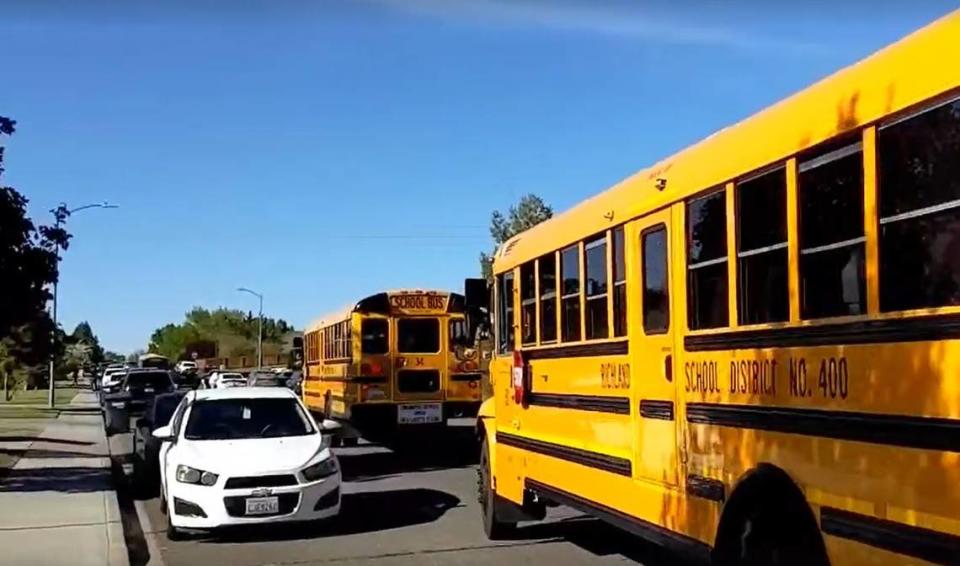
(183, 398, 315, 440)
(126, 372, 173, 391)
(153, 396, 183, 427)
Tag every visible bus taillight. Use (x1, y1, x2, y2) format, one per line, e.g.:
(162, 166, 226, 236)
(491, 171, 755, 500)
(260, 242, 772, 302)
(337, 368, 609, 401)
(512, 350, 526, 405)
(361, 362, 383, 375)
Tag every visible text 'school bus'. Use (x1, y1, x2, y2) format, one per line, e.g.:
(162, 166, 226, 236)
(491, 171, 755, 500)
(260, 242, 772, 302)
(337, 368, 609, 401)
(477, 10, 960, 566)
(303, 285, 488, 443)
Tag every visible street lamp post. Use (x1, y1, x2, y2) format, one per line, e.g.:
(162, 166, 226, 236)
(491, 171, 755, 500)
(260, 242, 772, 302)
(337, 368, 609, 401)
(237, 287, 263, 371)
(49, 202, 118, 408)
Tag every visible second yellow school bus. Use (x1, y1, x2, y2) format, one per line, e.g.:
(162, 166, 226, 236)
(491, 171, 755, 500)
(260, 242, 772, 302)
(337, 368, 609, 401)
(478, 10, 960, 566)
(303, 289, 485, 442)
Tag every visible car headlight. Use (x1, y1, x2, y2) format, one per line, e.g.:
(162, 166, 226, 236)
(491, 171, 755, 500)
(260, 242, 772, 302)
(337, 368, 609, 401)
(302, 457, 338, 481)
(176, 465, 219, 486)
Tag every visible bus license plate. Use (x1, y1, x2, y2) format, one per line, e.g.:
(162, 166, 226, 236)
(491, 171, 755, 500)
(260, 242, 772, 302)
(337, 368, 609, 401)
(398, 403, 442, 425)
(245, 496, 279, 515)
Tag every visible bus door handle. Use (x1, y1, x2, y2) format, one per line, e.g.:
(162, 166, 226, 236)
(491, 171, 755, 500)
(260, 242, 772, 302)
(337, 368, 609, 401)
(664, 354, 673, 382)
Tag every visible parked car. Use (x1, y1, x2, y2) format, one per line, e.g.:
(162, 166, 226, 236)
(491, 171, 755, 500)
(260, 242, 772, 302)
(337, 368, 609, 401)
(132, 391, 187, 491)
(155, 388, 341, 539)
(247, 371, 287, 388)
(102, 369, 177, 435)
(174, 361, 198, 375)
(100, 366, 128, 395)
(206, 371, 246, 389)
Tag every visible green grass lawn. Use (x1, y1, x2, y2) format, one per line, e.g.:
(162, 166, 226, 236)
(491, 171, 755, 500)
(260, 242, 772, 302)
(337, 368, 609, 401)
(0, 387, 81, 406)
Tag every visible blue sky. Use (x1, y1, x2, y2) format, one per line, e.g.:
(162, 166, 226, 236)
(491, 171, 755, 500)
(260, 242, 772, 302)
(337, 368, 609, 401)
(2, 1, 955, 353)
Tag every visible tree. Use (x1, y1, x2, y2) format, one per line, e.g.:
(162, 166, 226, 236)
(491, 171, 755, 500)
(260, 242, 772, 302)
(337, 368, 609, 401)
(0, 116, 70, 389)
(479, 194, 553, 279)
(146, 307, 295, 362)
(70, 321, 104, 365)
(103, 351, 125, 364)
(127, 349, 146, 364)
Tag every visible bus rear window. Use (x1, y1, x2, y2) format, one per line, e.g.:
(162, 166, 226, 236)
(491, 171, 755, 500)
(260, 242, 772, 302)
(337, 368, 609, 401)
(398, 318, 440, 353)
(361, 318, 388, 354)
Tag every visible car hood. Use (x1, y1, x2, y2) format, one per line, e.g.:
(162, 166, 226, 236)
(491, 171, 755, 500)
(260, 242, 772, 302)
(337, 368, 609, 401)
(176, 434, 327, 475)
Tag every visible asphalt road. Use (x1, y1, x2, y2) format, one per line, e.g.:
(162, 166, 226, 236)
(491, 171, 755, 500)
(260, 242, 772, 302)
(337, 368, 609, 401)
(108, 431, 680, 566)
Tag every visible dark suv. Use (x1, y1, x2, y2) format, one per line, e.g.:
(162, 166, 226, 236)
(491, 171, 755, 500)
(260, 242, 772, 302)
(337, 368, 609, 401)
(102, 369, 176, 435)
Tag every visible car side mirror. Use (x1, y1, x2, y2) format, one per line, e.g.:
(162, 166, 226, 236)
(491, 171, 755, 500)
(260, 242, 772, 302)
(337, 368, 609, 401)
(318, 419, 341, 434)
(152, 425, 174, 441)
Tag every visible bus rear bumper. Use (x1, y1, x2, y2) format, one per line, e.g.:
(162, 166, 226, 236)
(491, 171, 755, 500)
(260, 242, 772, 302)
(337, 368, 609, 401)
(349, 401, 481, 439)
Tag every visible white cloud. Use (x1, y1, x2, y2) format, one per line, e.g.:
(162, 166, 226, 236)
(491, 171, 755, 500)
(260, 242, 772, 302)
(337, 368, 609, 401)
(365, 0, 822, 54)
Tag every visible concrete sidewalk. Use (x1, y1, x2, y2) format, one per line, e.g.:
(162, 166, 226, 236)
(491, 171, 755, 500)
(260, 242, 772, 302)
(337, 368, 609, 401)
(0, 391, 129, 566)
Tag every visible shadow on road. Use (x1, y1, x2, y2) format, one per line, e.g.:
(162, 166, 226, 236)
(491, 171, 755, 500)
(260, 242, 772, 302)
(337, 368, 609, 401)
(507, 516, 694, 566)
(0, 436, 93, 446)
(0, 466, 112, 493)
(339, 445, 478, 483)
(202, 487, 462, 544)
(0, 447, 98, 460)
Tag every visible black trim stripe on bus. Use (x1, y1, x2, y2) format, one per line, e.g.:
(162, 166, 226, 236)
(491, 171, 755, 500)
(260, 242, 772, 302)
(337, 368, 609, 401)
(820, 507, 960, 565)
(686, 403, 960, 453)
(639, 400, 674, 420)
(523, 340, 628, 360)
(685, 312, 960, 351)
(497, 432, 632, 476)
(686, 475, 725, 502)
(527, 393, 630, 414)
(526, 479, 711, 564)
(450, 373, 482, 382)
(320, 376, 388, 384)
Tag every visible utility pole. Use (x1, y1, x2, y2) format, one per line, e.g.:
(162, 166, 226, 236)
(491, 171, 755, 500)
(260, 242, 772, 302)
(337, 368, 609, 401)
(237, 287, 264, 371)
(48, 202, 118, 408)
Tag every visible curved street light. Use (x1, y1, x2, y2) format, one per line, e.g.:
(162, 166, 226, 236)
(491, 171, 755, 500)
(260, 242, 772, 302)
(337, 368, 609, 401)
(49, 201, 119, 408)
(237, 287, 264, 371)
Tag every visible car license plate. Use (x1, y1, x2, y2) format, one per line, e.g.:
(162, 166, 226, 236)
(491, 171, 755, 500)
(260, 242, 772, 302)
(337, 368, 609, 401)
(397, 403, 442, 424)
(245, 496, 279, 515)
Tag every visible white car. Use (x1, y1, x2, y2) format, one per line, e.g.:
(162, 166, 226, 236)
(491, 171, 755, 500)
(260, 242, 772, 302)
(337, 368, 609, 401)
(208, 372, 246, 389)
(100, 367, 128, 393)
(175, 361, 198, 374)
(155, 388, 341, 539)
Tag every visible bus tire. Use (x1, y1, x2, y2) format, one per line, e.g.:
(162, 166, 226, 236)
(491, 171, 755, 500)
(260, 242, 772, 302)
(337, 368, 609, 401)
(478, 435, 515, 540)
(712, 465, 829, 566)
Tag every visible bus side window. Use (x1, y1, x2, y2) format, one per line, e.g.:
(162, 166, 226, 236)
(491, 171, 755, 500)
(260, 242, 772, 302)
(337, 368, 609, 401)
(878, 97, 960, 311)
(496, 272, 515, 354)
(612, 227, 627, 337)
(737, 167, 789, 325)
(520, 261, 537, 346)
(642, 225, 669, 334)
(687, 189, 729, 329)
(538, 253, 558, 343)
(585, 234, 609, 339)
(798, 136, 866, 319)
(560, 244, 581, 341)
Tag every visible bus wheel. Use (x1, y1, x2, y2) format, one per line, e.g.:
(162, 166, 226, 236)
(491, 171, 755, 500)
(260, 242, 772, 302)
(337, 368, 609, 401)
(478, 436, 515, 540)
(713, 468, 828, 566)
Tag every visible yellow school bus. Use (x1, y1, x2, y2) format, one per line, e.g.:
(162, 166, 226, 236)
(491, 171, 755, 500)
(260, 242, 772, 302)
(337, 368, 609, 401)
(304, 288, 486, 443)
(477, 11, 960, 566)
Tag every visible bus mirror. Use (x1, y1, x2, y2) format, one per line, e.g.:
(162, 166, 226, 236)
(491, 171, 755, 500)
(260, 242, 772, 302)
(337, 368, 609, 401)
(464, 278, 487, 310)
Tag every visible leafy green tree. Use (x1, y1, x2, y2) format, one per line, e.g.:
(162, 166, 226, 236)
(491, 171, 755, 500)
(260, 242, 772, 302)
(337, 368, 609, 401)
(0, 116, 70, 388)
(70, 321, 105, 365)
(479, 194, 553, 280)
(147, 307, 295, 362)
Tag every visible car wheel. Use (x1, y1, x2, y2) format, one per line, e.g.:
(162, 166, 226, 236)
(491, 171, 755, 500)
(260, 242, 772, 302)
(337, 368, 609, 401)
(478, 436, 515, 540)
